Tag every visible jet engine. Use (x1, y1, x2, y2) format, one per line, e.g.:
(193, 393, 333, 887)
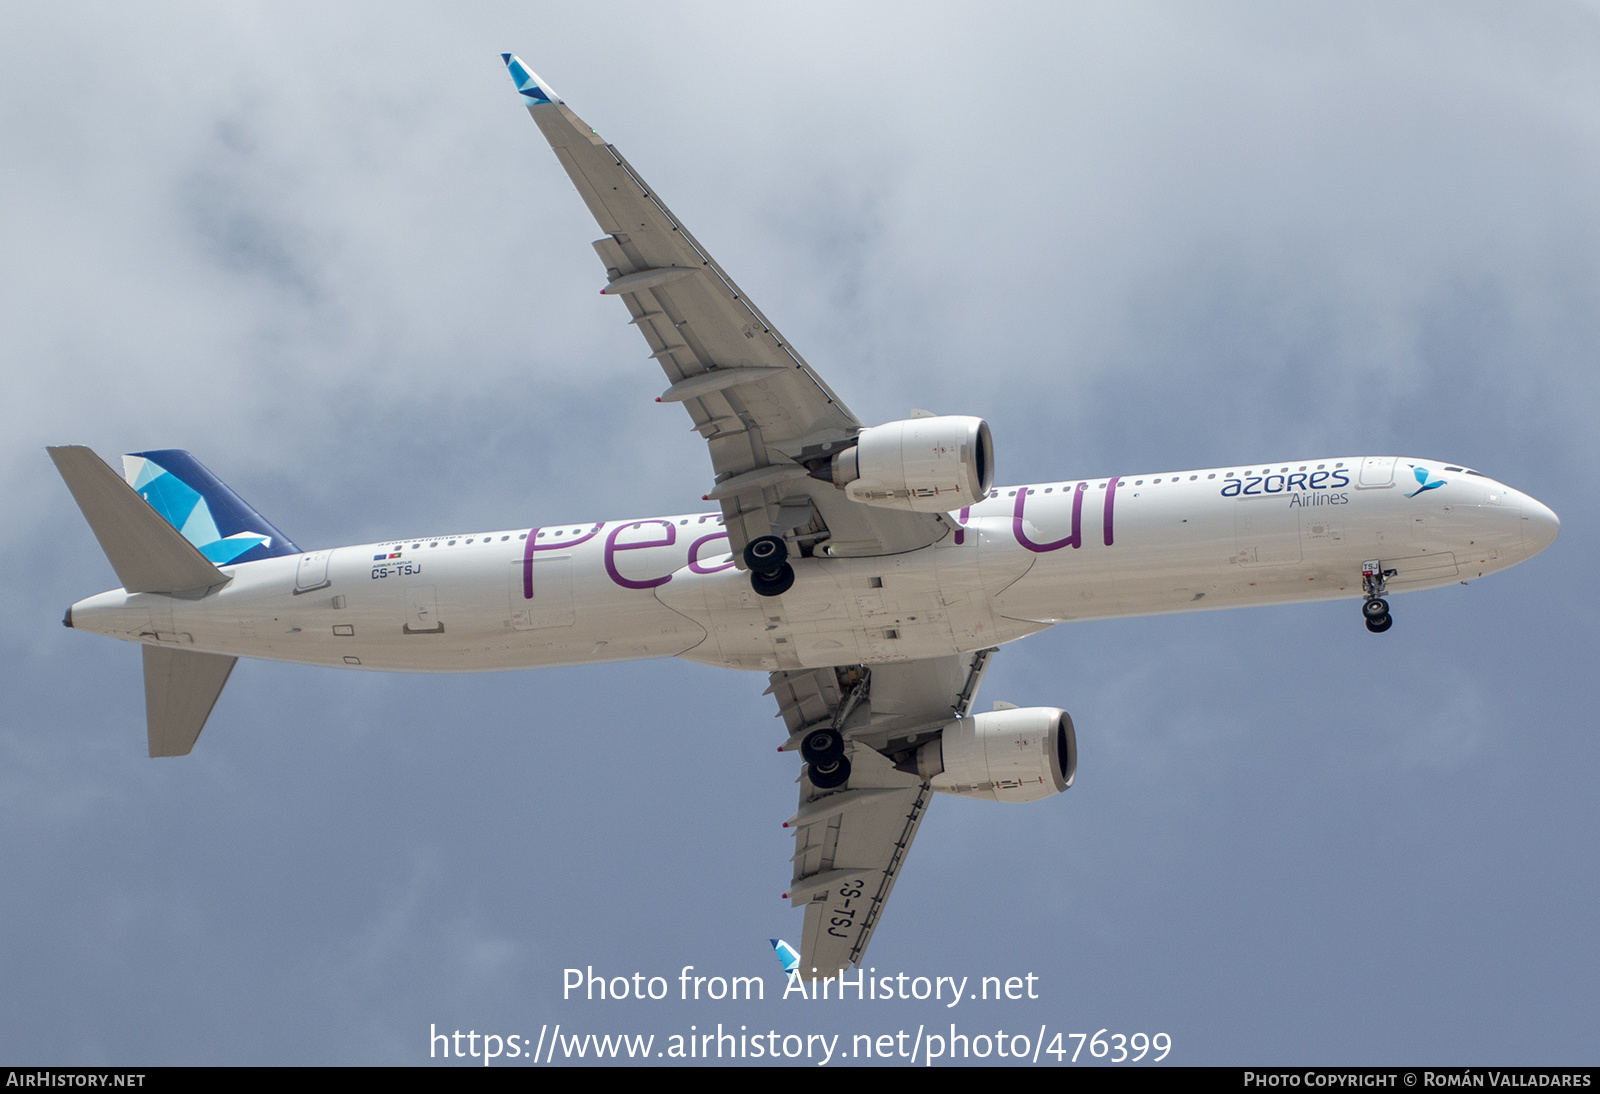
(816, 416, 994, 512)
(896, 706, 1076, 804)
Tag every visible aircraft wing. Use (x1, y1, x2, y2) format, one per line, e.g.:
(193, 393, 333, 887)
(769, 649, 997, 974)
(504, 56, 948, 563)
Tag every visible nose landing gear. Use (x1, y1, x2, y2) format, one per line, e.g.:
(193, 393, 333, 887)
(1361, 559, 1396, 633)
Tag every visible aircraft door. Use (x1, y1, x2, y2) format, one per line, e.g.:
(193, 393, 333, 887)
(294, 552, 331, 594)
(402, 585, 445, 634)
(1357, 456, 1397, 488)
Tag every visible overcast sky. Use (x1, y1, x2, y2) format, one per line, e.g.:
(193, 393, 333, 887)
(3, 3, 1597, 1066)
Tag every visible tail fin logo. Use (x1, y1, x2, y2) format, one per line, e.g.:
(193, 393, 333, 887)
(122, 451, 298, 565)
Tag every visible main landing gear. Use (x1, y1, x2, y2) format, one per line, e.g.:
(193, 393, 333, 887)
(1361, 559, 1397, 634)
(800, 726, 851, 790)
(745, 535, 795, 598)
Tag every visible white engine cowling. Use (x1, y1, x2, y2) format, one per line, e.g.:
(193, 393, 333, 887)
(829, 416, 994, 512)
(910, 707, 1076, 803)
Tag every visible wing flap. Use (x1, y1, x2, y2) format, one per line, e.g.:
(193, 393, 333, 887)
(791, 748, 932, 975)
(771, 652, 996, 972)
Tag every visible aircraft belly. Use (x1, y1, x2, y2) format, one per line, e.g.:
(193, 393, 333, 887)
(934, 521, 1032, 643)
(660, 551, 974, 670)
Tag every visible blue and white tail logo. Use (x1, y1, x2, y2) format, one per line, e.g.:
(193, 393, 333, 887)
(122, 450, 299, 566)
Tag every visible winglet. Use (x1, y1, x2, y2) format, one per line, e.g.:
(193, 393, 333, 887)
(501, 54, 561, 106)
(770, 938, 801, 975)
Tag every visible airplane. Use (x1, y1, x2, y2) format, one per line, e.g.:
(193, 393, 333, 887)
(48, 55, 1560, 976)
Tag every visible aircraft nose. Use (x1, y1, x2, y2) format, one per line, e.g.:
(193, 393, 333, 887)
(1520, 497, 1560, 557)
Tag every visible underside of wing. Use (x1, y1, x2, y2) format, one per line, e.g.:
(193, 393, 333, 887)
(504, 56, 948, 563)
(769, 649, 997, 973)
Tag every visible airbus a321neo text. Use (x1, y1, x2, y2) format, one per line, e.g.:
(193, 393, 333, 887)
(50, 56, 1559, 974)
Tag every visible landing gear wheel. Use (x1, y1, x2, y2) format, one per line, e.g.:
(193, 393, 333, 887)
(800, 728, 845, 766)
(808, 754, 852, 790)
(743, 535, 789, 575)
(750, 562, 794, 598)
(1365, 613, 1392, 633)
(1362, 598, 1390, 620)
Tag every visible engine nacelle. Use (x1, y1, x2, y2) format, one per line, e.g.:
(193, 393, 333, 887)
(825, 416, 994, 512)
(901, 706, 1076, 804)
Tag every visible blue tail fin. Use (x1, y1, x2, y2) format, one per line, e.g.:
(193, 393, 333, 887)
(121, 450, 299, 565)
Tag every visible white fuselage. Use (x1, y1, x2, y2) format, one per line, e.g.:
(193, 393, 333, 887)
(67, 456, 1559, 674)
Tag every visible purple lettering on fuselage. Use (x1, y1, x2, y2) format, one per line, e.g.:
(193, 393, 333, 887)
(522, 523, 606, 599)
(1103, 476, 1120, 546)
(604, 520, 678, 590)
(1013, 483, 1086, 552)
(687, 530, 736, 574)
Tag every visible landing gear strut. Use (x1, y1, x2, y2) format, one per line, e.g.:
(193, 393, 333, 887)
(1361, 559, 1396, 633)
(745, 535, 795, 598)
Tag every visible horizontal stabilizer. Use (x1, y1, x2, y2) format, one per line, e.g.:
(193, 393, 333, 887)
(48, 446, 229, 594)
(144, 645, 236, 757)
